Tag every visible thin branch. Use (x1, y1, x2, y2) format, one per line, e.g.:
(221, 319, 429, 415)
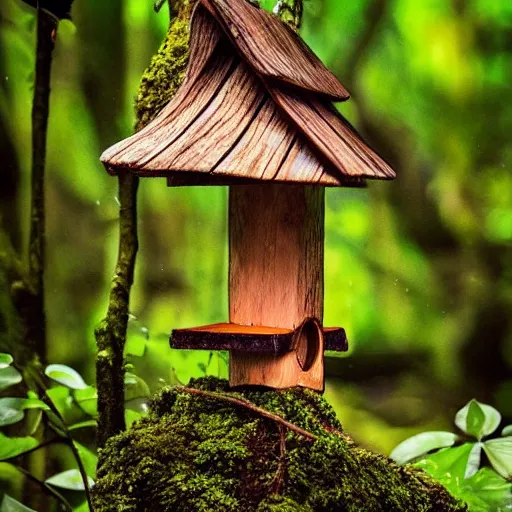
(177, 387, 317, 440)
(27, 7, 57, 364)
(14, 465, 73, 511)
(27, 368, 95, 511)
(13, 437, 68, 459)
(272, 425, 287, 494)
(95, 173, 139, 448)
(67, 438, 94, 511)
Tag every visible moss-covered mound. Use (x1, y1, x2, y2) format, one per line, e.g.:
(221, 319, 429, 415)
(92, 378, 466, 511)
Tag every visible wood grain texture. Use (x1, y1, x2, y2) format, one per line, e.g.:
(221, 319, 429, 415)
(268, 85, 396, 180)
(100, 0, 397, 186)
(170, 323, 348, 353)
(201, 0, 350, 101)
(229, 185, 325, 389)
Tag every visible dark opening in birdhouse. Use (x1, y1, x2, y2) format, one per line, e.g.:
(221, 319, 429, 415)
(100, 0, 396, 391)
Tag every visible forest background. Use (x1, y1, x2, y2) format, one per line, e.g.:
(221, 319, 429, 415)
(0, 0, 511, 487)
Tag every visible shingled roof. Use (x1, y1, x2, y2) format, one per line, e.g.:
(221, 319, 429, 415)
(100, 0, 396, 186)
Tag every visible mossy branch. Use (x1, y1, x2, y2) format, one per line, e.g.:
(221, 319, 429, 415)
(94, 3, 190, 449)
(95, 173, 139, 448)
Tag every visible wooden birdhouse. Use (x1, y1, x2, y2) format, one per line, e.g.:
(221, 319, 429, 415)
(100, 0, 395, 391)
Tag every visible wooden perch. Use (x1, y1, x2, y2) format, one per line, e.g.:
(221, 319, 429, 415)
(171, 323, 348, 353)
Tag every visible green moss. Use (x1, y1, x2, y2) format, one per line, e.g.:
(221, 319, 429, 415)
(134, 17, 190, 130)
(92, 377, 467, 511)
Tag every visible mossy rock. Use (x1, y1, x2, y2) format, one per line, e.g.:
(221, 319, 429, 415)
(92, 377, 466, 511)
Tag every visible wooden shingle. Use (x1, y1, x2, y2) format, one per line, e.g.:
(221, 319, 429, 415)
(101, 0, 396, 186)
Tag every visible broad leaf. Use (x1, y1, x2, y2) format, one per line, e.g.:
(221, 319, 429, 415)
(0, 494, 37, 511)
(423, 443, 478, 479)
(465, 442, 482, 478)
(125, 397, 149, 414)
(464, 467, 512, 508)
(20, 398, 49, 411)
(46, 469, 94, 491)
(0, 353, 13, 369)
(0, 433, 38, 460)
(0, 398, 25, 427)
(74, 386, 98, 417)
(0, 367, 22, 391)
(73, 441, 97, 478)
(390, 431, 458, 464)
(46, 386, 73, 421)
(125, 409, 142, 428)
(455, 399, 501, 440)
(483, 437, 512, 479)
(502, 425, 512, 437)
(45, 364, 88, 390)
(124, 372, 150, 401)
(68, 419, 97, 431)
(125, 319, 149, 357)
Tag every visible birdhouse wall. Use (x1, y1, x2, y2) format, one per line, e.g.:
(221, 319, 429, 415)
(229, 184, 325, 389)
(229, 184, 324, 328)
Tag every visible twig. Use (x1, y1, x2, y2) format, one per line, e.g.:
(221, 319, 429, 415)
(14, 465, 73, 511)
(28, 368, 95, 511)
(27, 7, 57, 364)
(177, 387, 317, 441)
(14, 437, 68, 459)
(272, 425, 287, 494)
(68, 438, 94, 511)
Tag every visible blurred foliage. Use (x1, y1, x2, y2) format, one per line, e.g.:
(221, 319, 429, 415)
(0, 0, 511, 508)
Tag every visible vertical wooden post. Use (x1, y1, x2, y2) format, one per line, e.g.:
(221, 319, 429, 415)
(229, 184, 325, 390)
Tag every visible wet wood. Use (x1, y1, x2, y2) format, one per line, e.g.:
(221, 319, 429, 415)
(171, 323, 348, 353)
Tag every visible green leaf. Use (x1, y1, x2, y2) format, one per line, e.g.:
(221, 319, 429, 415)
(73, 441, 97, 478)
(68, 420, 97, 431)
(0, 353, 14, 369)
(46, 469, 94, 491)
(465, 442, 482, 479)
(390, 431, 458, 464)
(125, 397, 149, 414)
(125, 319, 149, 357)
(125, 409, 142, 428)
(0, 433, 38, 460)
(74, 386, 98, 417)
(0, 367, 22, 391)
(0, 494, 37, 511)
(455, 399, 501, 440)
(502, 425, 512, 437)
(0, 397, 47, 427)
(483, 437, 512, 479)
(124, 372, 150, 401)
(45, 364, 88, 390)
(0, 398, 25, 427)
(20, 398, 50, 411)
(464, 467, 512, 508)
(423, 443, 478, 479)
(45, 386, 73, 421)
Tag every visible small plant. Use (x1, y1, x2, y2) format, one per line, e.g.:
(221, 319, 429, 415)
(0, 353, 150, 511)
(391, 399, 512, 511)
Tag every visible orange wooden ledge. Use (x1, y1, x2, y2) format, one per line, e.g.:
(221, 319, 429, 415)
(170, 323, 348, 354)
